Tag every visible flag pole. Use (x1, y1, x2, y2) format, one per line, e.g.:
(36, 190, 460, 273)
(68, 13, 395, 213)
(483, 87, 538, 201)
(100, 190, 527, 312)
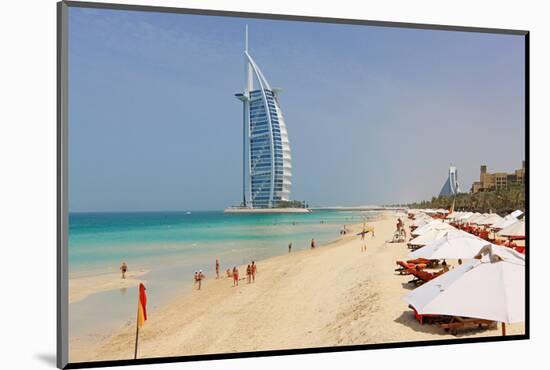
(134, 299, 140, 359)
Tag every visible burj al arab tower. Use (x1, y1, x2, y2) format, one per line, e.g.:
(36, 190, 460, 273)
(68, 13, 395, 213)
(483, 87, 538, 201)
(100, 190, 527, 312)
(234, 27, 292, 209)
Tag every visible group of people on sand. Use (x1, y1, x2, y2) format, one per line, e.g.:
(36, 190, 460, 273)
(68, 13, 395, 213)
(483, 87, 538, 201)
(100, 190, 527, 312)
(193, 259, 259, 289)
(229, 261, 257, 286)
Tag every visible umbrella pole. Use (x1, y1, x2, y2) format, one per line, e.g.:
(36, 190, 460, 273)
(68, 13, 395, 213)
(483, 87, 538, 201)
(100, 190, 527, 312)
(501, 322, 506, 336)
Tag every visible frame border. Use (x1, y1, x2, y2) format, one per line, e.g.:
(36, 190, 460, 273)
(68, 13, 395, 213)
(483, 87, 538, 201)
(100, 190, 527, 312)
(57, 1, 69, 368)
(57, 1, 530, 369)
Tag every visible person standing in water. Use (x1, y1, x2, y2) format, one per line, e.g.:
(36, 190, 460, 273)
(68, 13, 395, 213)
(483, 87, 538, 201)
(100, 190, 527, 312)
(215, 259, 220, 279)
(288, 242, 292, 253)
(120, 262, 128, 279)
(311, 238, 316, 249)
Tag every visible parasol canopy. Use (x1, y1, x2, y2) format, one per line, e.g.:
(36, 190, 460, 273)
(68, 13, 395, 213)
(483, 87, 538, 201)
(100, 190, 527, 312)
(403, 244, 525, 323)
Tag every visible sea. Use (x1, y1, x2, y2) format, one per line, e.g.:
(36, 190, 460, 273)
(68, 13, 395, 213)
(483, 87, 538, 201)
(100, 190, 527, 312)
(68, 210, 379, 342)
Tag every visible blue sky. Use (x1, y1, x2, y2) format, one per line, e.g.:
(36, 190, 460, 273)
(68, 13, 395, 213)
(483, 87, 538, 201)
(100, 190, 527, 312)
(68, 7, 525, 212)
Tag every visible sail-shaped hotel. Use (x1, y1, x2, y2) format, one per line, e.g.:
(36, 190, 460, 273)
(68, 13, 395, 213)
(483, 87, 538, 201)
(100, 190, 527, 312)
(234, 27, 293, 209)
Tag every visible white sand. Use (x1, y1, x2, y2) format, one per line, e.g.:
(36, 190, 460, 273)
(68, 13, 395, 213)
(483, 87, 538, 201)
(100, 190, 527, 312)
(69, 270, 148, 304)
(70, 215, 524, 363)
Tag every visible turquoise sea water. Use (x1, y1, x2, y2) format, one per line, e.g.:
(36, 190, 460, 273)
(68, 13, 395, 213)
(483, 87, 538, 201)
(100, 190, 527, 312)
(69, 210, 376, 275)
(68, 210, 378, 341)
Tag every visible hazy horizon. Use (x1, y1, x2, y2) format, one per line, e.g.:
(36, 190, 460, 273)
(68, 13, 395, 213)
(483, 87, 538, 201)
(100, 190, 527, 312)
(68, 8, 525, 212)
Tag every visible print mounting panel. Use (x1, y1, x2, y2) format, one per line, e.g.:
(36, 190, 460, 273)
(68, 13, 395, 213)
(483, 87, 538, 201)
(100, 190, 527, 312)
(58, 1, 529, 368)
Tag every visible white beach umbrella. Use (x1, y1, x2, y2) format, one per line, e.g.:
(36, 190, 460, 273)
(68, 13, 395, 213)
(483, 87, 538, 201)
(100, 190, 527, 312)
(411, 217, 431, 228)
(408, 230, 490, 259)
(412, 220, 454, 236)
(450, 212, 467, 221)
(409, 225, 458, 246)
(447, 212, 464, 220)
(480, 214, 503, 226)
(403, 244, 525, 324)
(412, 220, 443, 235)
(492, 216, 519, 230)
(468, 214, 487, 225)
(497, 220, 525, 239)
(465, 212, 482, 222)
(458, 212, 475, 222)
(510, 210, 524, 219)
(446, 212, 458, 220)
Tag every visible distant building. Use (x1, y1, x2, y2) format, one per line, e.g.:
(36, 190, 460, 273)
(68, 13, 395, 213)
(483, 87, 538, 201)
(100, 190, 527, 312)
(439, 166, 461, 197)
(471, 161, 525, 193)
(234, 27, 292, 208)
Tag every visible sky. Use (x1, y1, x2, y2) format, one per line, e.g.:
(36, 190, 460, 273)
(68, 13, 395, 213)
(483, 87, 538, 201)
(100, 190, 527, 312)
(68, 7, 525, 212)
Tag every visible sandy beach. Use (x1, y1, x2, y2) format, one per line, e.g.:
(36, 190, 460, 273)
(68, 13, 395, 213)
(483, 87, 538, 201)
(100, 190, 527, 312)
(69, 269, 149, 304)
(69, 214, 524, 363)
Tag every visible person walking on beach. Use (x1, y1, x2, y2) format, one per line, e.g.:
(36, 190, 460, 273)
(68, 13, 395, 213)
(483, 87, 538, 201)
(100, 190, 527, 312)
(311, 238, 316, 249)
(197, 270, 205, 290)
(232, 266, 239, 286)
(251, 261, 257, 283)
(288, 242, 292, 253)
(226, 268, 232, 278)
(120, 262, 128, 279)
(246, 264, 252, 284)
(215, 259, 220, 279)
(194, 271, 198, 285)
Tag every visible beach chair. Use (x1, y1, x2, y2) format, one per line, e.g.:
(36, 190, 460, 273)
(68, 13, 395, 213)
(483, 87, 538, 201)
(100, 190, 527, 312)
(408, 267, 447, 286)
(406, 258, 439, 268)
(439, 317, 495, 335)
(391, 228, 406, 243)
(408, 305, 449, 325)
(395, 261, 426, 275)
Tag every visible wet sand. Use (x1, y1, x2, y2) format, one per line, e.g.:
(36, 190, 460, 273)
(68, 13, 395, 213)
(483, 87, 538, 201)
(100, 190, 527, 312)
(69, 270, 149, 304)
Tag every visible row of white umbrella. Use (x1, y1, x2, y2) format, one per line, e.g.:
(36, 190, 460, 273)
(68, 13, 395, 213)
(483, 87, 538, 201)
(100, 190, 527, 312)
(402, 212, 526, 329)
(409, 218, 526, 247)
(404, 244, 525, 325)
(447, 210, 524, 230)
